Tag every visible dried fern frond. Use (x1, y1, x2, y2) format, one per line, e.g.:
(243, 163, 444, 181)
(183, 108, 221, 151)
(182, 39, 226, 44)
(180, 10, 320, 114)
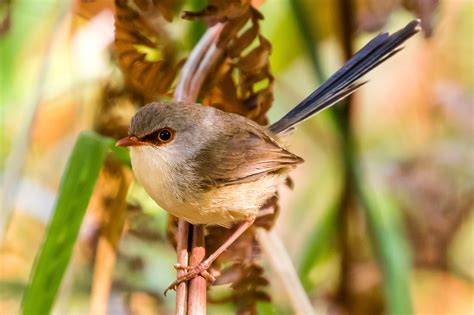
(114, 0, 184, 98)
(182, 0, 252, 24)
(134, 0, 182, 22)
(184, 2, 274, 125)
(206, 227, 271, 313)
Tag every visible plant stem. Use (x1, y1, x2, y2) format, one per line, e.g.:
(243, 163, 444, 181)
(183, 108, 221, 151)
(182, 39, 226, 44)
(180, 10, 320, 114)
(334, 0, 355, 306)
(256, 229, 314, 315)
(188, 225, 206, 315)
(89, 157, 132, 315)
(175, 220, 189, 315)
(172, 22, 224, 314)
(288, 0, 325, 82)
(174, 24, 223, 103)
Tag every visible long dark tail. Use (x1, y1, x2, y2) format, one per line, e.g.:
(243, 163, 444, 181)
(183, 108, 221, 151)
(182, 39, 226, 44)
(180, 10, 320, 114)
(269, 19, 421, 134)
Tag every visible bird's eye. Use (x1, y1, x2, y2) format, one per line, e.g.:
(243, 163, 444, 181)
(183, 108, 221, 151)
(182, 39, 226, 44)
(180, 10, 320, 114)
(141, 128, 175, 145)
(157, 128, 173, 143)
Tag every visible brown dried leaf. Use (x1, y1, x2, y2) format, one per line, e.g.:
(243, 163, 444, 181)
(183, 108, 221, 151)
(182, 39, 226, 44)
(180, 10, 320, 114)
(182, 0, 252, 24)
(114, 0, 184, 97)
(201, 8, 274, 125)
(232, 263, 271, 313)
(227, 21, 259, 58)
(74, 0, 115, 21)
(237, 43, 270, 74)
(209, 261, 271, 310)
(255, 195, 280, 230)
(0, 0, 11, 36)
(134, 0, 182, 22)
(217, 13, 251, 47)
(205, 226, 258, 269)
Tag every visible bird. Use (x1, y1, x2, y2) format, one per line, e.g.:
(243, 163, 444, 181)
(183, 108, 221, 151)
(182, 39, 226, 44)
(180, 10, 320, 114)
(116, 19, 421, 292)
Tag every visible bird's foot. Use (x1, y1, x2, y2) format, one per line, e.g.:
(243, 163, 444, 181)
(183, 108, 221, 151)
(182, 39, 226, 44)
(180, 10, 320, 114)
(164, 262, 215, 296)
(173, 263, 194, 271)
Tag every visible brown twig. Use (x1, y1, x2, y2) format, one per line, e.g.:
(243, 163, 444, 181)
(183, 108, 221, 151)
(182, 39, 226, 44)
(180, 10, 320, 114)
(188, 225, 206, 314)
(174, 24, 224, 103)
(188, 24, 224, 101)
(172, 23, 224, 314)
(256, 229, 314, 315)
(175, 220, 189, 315)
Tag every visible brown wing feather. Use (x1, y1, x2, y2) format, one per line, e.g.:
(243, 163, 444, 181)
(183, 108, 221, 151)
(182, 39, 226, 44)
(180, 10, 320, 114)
(196, 126, 303, 188)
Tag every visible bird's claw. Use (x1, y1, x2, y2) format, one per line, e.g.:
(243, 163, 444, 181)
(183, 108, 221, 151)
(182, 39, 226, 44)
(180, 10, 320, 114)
(164, 262, 215, 296)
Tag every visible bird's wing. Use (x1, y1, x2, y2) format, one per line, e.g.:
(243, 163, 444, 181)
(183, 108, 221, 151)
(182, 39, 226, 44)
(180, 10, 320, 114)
(195, 129, 303, 188)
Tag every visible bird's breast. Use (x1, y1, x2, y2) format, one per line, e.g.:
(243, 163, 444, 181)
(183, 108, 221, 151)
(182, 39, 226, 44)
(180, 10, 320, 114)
(130, 147, 188, 213)
(129, 146, 286, 226)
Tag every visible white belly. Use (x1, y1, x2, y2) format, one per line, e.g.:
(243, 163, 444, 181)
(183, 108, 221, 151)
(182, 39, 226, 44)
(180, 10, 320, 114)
(130, 147, 286, 225)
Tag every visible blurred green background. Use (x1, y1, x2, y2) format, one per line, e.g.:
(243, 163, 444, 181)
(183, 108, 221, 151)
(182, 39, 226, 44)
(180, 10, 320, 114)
(0, 0, 473, 314)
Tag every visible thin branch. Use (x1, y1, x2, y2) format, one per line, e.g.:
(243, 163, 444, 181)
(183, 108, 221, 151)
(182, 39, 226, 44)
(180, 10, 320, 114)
(172, 22, 224, 314)
(188, 24, 224, 101)
(256, 228, 315, 315)
(90, 158, 133, 315)
(188, 225, 206, 315)
(175, 220, 189, 315)
(174, 23, 224, 103)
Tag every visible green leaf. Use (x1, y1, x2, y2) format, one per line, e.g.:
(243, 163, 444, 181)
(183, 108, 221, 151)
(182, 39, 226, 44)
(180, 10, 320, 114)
(21, 131, 114, 315)
(358, 184, 413, 315)
(257, 301, 279, 315)
(287, 0, 325, 81)
(110, 144, 131, 167)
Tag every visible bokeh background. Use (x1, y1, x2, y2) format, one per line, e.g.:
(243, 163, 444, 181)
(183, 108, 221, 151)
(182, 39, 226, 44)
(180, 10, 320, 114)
(0, 0, 473, 314)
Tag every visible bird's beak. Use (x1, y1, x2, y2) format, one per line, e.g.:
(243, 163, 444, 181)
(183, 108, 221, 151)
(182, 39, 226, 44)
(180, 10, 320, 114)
(116, 136, 144, 147)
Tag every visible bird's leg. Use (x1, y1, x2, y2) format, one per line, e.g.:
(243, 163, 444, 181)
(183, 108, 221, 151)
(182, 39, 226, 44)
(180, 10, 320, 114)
(173, 263, 194, 270)
(164, 217, 256, 295)
(173, 264, 216, 282)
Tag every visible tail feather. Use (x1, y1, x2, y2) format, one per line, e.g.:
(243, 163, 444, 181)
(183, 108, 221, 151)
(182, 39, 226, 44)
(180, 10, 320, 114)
(269, 19, 421, 134)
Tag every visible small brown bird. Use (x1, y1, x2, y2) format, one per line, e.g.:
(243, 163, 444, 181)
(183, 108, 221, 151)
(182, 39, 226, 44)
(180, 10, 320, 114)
(117, 20, 420, 291)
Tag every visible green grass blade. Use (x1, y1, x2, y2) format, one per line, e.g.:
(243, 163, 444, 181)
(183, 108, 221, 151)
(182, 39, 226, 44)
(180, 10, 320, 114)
(288, 0, 326, 81)
(358, 183, 413, 315)
(22, 131, 114, 315)
(110, 144, 131, 166)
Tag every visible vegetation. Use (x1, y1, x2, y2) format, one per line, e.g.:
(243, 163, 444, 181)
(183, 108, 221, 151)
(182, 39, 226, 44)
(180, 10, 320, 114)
(1, 0, 472, 314)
